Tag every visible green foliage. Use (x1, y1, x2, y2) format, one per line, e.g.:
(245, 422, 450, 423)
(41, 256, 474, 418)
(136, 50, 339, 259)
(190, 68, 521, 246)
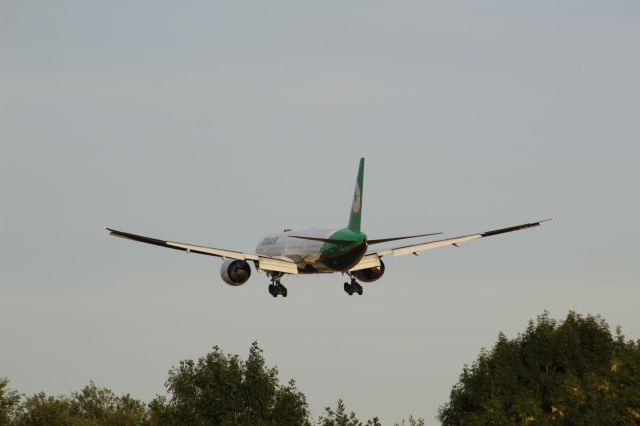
(12, 318, 637, 426)
(318, 399, 363, 426)
(149, 341, 312, 425)
(438, 311, 640, 424)
(2, 343, 314, 425)
(0, 378, 21, 425)
(72, 382, 148, 425)
(392, 416, 425, 426)
(16, 382, 148, 426)
(318, 399, 386, 426)
(17, 392, 78, 426)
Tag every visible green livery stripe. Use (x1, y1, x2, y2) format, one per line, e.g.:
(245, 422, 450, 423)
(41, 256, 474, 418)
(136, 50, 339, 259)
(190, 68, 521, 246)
(319, 228, 367, 259)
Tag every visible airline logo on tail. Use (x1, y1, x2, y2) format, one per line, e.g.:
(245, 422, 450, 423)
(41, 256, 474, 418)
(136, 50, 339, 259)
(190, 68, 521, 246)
(352, 183, 361, 214)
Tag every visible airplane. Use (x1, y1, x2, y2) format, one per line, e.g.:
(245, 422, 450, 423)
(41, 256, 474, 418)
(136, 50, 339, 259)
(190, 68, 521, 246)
(106, 158, 552, 297)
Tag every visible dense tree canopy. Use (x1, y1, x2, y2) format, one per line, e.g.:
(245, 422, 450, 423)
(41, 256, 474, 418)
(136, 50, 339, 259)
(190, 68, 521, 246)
(0, 377, 21, 425)
(17, 382, 148, 426)
(1, 342, 312, 426)
(438, 311, 640, 424)
(3, 311, 639, 425)
(148, 341, 311, 425)
(0, 380, 147, 426)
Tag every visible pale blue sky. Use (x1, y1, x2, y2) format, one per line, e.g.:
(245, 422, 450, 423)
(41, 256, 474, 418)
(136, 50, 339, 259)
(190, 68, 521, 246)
(1, 1, 639, 423)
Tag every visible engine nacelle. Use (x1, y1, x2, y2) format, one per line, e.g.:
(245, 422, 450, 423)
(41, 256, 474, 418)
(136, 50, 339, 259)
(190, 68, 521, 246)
(353, 260, 385, 283)
(220, 259, 252, 286)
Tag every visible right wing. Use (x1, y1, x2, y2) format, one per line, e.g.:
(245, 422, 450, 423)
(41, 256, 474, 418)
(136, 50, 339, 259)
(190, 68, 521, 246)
(106, 228, 298, 275)
(350, 218, 552, 272)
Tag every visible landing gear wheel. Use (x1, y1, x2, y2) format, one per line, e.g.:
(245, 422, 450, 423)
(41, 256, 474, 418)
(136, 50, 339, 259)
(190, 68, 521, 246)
(344, 277, 363, 296)
(354, 283, 363, 295)
(344, 282, 354, 295)
(268, 273, 288, 298)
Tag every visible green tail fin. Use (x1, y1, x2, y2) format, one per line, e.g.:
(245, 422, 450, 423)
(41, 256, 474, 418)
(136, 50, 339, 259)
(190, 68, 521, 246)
(348, 158, 365, 232)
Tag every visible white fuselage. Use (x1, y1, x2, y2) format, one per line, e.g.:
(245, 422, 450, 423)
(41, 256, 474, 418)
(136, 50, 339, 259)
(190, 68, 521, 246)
(255, 228, 339, 273)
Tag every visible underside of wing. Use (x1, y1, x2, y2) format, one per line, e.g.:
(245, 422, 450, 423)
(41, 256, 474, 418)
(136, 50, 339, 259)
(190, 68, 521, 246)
(105, 228, 298, 274)
(349, 253, 382, 272)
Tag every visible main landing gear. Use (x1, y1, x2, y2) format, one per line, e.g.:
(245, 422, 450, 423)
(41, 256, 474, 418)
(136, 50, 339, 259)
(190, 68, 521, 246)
(268, 273, 287, 298)
(344, 276, 363, 296)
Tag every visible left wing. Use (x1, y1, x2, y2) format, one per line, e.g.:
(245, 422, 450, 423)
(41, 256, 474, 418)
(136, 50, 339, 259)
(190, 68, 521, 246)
(349, 219, 552, 272)
(106, 228, 298, 274)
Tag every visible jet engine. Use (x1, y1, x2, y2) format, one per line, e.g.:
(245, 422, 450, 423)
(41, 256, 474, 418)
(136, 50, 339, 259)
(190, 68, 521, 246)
(220, 259, 252, 286)
(353, 260, 385, 283)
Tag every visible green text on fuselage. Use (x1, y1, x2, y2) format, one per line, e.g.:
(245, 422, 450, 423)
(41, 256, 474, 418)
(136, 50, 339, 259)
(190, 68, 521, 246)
(260, 236, 279, 246)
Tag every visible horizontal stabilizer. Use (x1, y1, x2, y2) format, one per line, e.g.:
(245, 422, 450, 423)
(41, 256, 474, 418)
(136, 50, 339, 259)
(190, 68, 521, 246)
(367, 232, 442, 245)
(289, 236, 355, 246)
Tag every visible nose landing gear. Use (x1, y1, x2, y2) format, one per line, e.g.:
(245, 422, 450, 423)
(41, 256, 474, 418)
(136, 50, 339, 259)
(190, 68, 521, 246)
(344, 277, 363, 296)
(268, 273, 287, 297)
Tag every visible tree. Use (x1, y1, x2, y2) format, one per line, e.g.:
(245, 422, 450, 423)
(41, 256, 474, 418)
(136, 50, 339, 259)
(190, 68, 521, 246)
(393, 416, 425, 426)
(438, 311, 640, 424)
(72, 381, 148, 425)
(149, 341, 312, 425)
(318, 399, 363, 426)
(318, 399, 385, 426)
(18, 392, 78, 426)
(0, 378, 20, 425)
(17, 382, 148, 426)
